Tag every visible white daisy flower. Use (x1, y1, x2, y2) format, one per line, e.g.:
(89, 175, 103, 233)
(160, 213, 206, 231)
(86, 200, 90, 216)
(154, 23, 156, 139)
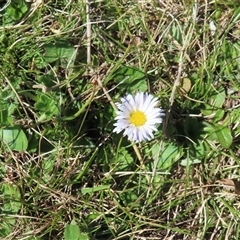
(113, 92, 165, 143)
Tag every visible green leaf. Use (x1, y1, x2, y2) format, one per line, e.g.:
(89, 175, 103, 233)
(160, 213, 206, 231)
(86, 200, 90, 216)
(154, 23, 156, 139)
(201, 103, 215, 117)
(81, 185, 110, 195)
(35, 92, 59, 122)
(43, 40, 75, 67)
(0, 126, 28, 151)
(150, 142, 182, 170)
(1, 183, 21, 213)
(180, 158, 201, 167)
(2, 0, 29, 25)
(0, 108, 9, 124)
(64, 222, 81, 240)
(213, 109, 225, 122)
(169, 22, 183, 45)
(211, 87, 226, 108)
(0, 217, 15, 237)
(114, 147, 134, 171)
(214, 124, 233, 149)
(110, 65, 148, 93)
(200, 87, 226, 121)
(0, 94, 16, 124)
(41, 158, 55, 182)
(0, 183, 21, 237)
(78, 234, 89, 240)
(64, 221, 89, 240)
(202, 121, 218, 141)
(120, 185, 140, 207)
(189, 139, 208, 159)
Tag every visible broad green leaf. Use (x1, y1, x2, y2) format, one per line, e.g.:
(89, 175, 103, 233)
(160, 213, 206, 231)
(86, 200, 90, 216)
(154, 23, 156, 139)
(201, 103, 215, 117)
(213, 109, 225, 122)
(1, 183, 21, 213)
(201, 121, 217, 141)
(151, 142, 182, 170)
(78, 234, 89, 240)
(213, 88, 225, 108)
(114, 147, 134, 171)
(43, 40, 75, 67)
(201, 104, 225, 122)
(120, 186, 140, 208)
(0, 217, 15, 237)
(215, 124, 233, 148)
(189, 140, 209, 159)
(64, 221, 81, 240)
(35, 92, 59, 122)
(200, 87, 225, 121)
(37, 74, 57, 88)
(64, 221, 89, 240)
(0, 126, 28, 151)
(1, 0, 29, 25)
(110, 65, 148, 93)
(35, 93, 58, 113)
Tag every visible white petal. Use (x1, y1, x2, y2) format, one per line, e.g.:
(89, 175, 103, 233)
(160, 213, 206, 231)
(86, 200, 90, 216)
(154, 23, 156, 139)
(113, 92, 164, 142)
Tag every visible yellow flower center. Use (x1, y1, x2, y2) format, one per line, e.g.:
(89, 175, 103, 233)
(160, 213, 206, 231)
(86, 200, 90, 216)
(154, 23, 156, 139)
(129, 110, 147, 126)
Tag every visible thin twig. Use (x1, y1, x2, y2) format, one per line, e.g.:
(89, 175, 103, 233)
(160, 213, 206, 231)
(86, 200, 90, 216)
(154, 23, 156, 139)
(86, 0, 91, 66)
(1, 71, 30, 119)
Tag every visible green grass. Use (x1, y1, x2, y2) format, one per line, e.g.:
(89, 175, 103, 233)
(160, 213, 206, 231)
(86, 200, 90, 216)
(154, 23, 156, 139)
(0, 0, 240, 239)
